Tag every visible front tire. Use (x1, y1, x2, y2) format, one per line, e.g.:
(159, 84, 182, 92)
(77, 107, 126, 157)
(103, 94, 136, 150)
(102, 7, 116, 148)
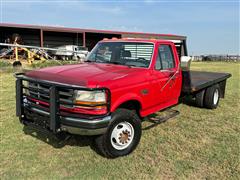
(95, 108, 142, 158)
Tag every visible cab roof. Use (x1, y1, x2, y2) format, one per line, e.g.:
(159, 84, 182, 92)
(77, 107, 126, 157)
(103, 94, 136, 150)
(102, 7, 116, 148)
(100, 38, 183, 44)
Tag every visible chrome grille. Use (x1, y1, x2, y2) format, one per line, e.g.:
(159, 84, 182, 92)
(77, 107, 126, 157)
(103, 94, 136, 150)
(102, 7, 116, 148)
(26, 82, 74, 107)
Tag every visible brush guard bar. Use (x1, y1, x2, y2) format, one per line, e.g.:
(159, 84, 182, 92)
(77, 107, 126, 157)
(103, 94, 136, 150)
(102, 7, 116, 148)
(15, 73, 111, 134)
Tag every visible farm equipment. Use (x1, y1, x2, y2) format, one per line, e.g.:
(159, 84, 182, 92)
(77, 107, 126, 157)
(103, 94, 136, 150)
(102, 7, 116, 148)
(0, 44, 47, 66)
(0, 34, 48, 66)
(0, 48, 14, 58)
(0, 43, 88, 66)
(14, 45, 47, 65)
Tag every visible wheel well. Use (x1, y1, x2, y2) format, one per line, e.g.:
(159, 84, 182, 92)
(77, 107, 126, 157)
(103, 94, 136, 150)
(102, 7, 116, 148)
(118, 100, 142, 117)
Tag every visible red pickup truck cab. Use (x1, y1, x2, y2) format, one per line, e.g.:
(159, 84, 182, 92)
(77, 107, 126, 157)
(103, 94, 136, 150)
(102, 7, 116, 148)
(15, 38, 231, 158)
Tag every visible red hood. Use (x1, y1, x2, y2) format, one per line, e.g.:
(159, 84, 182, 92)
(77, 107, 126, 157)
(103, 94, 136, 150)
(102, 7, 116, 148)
(26, 63, 148, 88)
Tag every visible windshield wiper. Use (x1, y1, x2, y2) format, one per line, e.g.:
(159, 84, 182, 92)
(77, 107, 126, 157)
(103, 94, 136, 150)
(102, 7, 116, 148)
(105, 61, 138, 68)
(106, 61, 123, 65)
(84, 60, 94, 63)
(85, 60, 140, 68)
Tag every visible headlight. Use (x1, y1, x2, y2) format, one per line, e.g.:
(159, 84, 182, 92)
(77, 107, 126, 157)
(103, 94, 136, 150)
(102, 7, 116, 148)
(74, 90, 106, 104)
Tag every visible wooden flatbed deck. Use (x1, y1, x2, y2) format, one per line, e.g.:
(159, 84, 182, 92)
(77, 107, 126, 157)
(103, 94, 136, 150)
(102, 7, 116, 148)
(182, 71, 231, 93)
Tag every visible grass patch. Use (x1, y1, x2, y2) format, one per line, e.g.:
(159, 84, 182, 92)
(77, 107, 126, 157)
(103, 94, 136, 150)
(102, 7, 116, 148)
(0, 62, 239, 179)
(0, 60, 12, 68)
(0, 60, 13, 73)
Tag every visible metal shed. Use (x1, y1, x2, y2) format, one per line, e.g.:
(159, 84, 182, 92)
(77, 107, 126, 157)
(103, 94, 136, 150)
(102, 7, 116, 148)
(0, 23, 187, 53)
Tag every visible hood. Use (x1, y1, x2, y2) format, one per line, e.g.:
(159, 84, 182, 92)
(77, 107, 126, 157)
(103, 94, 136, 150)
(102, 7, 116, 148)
(26, 63, 147, 88)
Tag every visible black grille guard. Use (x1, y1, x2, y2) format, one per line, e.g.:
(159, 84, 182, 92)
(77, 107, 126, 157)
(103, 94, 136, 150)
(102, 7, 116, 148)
(15, 73, 111, 133)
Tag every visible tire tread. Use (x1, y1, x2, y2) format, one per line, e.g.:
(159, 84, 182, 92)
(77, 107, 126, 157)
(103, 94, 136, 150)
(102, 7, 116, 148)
(204, 84, 220, 109)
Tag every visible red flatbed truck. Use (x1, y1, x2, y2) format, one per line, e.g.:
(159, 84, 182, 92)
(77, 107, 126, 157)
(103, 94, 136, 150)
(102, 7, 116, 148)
(15, 37, 231, 158)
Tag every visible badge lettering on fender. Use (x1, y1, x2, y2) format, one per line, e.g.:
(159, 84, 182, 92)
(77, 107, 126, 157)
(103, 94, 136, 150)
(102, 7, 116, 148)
(141, 89, 149, 95)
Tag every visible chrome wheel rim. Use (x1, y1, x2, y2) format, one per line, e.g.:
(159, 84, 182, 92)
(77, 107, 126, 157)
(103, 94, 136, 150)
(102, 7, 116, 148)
(213, 89, 219, 105)
(110, 122, 134, 150)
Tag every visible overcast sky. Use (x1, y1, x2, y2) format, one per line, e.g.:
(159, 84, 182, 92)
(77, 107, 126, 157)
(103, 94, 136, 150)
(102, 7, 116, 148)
(0, 0, 239, 55)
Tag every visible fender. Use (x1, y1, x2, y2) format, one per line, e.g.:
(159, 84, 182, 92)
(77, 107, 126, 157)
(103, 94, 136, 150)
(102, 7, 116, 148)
(111, 93, 143, 113)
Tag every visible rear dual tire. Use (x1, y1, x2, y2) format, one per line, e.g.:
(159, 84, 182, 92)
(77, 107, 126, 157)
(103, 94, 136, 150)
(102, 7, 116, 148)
(95, 108, 142, 158)
(195, 84, 220, 109)
(196, 89, 205, 107)
(204, 84, 220, 109)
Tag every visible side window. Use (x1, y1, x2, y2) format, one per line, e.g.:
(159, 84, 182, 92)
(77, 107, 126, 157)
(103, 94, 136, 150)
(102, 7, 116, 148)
(158, 45, 175, 69)
(155, 51, 162, 70)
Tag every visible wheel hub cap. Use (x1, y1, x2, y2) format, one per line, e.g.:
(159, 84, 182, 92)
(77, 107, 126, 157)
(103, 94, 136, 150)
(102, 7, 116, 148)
(119, 130, 131, 144)
(213, 89, 219, 105)
(110, 122, 134, 150)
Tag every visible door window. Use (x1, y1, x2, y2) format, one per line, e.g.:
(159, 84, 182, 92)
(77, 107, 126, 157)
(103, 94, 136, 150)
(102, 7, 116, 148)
(155, 45, 175, 70)
(155, 52, 162, 70)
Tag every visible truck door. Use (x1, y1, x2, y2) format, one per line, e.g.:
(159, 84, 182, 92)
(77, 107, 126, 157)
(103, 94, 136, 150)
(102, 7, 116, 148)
(152, 43, 182, 105)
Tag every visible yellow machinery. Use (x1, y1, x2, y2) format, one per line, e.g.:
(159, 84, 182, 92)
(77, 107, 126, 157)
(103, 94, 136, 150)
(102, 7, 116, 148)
(14, 44, 46, 65)
(8, 34, 46, 65)
(1, 34, 47, 66)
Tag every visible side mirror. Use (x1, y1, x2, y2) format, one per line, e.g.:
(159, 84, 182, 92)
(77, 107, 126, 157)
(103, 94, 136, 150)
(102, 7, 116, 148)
(180, 56, 192, 71)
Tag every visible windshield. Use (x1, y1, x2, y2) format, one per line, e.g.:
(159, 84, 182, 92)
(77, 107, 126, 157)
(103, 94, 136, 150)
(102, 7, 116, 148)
(86, 42, 154, 68)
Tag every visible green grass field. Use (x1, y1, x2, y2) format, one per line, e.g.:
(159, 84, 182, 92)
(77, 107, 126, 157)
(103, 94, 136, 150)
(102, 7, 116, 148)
(0, 62, 239, 179)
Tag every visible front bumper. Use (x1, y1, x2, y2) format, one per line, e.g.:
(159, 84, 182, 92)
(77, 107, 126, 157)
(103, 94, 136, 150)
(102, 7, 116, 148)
(16, 73, 111, 136)
(22, 106, 111, 135)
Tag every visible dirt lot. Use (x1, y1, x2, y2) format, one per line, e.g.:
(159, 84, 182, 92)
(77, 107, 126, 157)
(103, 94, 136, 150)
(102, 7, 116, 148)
(0, 62, 239, 179)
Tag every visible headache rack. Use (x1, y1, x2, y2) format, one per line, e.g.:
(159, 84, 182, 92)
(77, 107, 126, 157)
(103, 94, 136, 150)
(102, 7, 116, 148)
(15, 73, 111, 133)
